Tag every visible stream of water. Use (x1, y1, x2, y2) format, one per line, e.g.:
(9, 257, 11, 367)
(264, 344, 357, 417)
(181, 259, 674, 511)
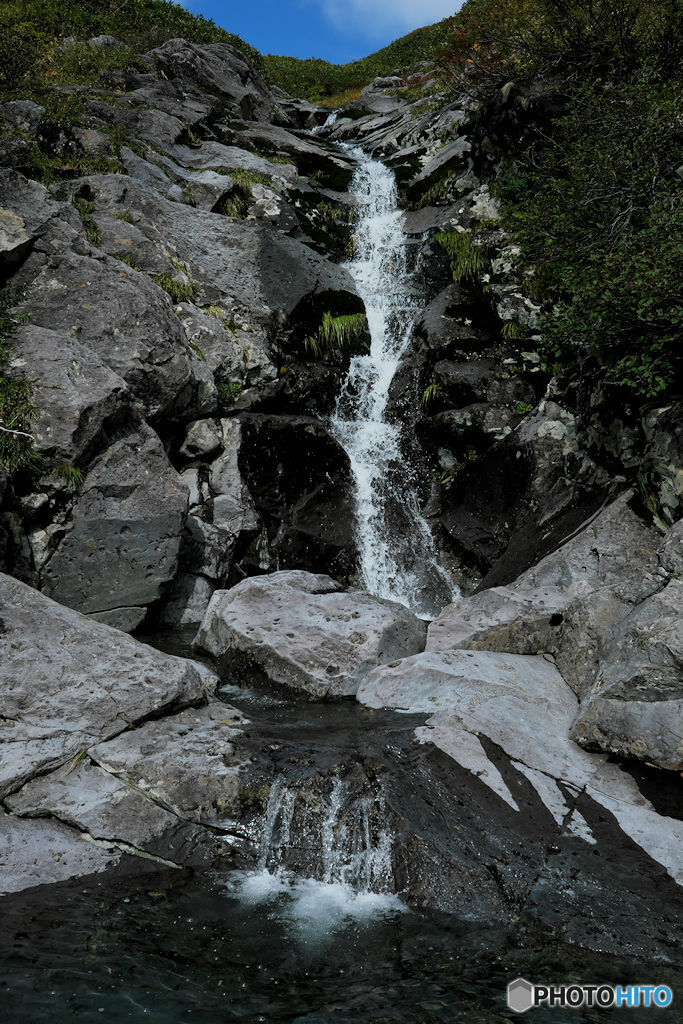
(330, 149, 456, 619)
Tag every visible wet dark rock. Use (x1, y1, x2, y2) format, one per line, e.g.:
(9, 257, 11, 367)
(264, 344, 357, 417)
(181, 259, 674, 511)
(236, 414, 356, 581)
(357, 647, 682, 957)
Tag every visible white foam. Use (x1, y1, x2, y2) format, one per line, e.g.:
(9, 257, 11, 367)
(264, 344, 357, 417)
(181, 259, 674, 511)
(329, 147, 456, 619)
(228, 869, 405, 943)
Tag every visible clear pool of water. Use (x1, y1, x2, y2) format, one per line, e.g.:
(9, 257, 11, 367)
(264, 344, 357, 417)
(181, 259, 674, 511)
(0, 866, 678, 1023)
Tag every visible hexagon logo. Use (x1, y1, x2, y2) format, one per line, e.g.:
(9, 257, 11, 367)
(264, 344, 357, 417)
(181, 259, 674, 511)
(508, 978, 535, 1014)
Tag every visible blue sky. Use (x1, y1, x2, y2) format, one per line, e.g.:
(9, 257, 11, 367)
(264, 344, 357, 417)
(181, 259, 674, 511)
(180, 1, 460, 63)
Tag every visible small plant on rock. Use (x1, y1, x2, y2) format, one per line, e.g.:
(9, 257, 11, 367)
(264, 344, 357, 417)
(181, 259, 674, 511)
(304, 311, 366, 359)
(421, 382, 442, 407)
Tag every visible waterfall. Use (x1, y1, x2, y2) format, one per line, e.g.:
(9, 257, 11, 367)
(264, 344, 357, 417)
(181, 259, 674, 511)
(330, 148, 456, 619)
(255, 776, 394, 895)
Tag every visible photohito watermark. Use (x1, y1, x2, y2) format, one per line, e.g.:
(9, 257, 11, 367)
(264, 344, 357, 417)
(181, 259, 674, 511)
(507, 978, 674, 1013)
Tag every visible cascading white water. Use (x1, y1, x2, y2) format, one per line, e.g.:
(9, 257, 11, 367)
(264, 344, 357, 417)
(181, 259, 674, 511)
(330, 148, 456, 619)
(255, 777, 394, 894)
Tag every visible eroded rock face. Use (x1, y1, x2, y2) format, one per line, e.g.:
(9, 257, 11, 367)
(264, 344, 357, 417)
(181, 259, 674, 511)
(357, 646, 683, 955)
(194, 569, 427, 698)
(9, 324, 128, 463)
(427, 492, 682, 770)
(145, 39, 274, 123)
(40, 424, 188, 629)
(17, 247, 209, 422)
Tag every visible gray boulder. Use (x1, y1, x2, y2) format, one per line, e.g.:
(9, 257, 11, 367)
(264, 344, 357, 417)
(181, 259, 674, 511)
(570, 579, 683, 769)
(176, 303, 277, 387)
(209, 418, 258, 536)
(41, 423, 188, 630)
(146, 39, 274, 122)
(0, 208, 30, 268)
(20, 247, 211, 420)
(0, 169, 81, 270)
(159, 572, 215, 628)
(428, 492, 665, 696)
(0, 572, 215, 800)
(427, 492, 681, 770)
(9, 325, 127, 462)
(179, 418, 223, 460)
(194, 570, 427, 698)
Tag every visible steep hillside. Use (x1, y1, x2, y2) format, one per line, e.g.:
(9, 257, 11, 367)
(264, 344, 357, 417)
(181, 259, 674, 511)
(263, 17, 456, 103)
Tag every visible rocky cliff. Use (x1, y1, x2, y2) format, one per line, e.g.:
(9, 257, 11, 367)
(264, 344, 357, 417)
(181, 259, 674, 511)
(0, 37, 681, 961)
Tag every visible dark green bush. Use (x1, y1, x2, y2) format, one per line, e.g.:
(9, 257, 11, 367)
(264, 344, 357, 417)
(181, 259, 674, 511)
(497, 76, 682, 397)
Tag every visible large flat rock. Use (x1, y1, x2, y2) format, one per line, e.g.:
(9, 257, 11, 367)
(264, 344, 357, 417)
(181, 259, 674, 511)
(0, 812, 122, 895)
(0, 573, 215, 799)
(194, 569, 427, 698)
(4, 704, 249, 887)
(357, 649, 682, 889)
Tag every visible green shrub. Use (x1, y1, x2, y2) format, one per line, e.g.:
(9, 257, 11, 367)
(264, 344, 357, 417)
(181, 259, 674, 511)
(56, 461, 83, 488)
(73, 197, 102, 246)
(0, 289, 37, 473)
(434, 230, 489, 285)
(216, 381, 243, 408)
(497, 76, 682, 397)
(151, 273, 198, 305)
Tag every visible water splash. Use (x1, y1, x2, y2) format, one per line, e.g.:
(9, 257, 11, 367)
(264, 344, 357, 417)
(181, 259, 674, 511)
(329, 148, 456, 619)
(311, 111, 338, 135)
(231, 776, 403, 942)
(256, 776, 394, 894)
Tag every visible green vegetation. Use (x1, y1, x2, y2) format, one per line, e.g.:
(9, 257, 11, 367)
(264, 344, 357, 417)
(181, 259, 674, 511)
(303, 311, 366, 359)
(217, 170, 274, 218)
(56, 461, 84, 488)
(0, 0, 262, 99)
(73, 197, 102, 246)
(0, 289, 37, 473)
(421, 382, 442, 407)
(151, 273, 198, 305)
(113, 252, 143, 271)
(497, 77, 681, 397)
(515, 401, 533, 416)
(262, 18, 455, 102)
(439, 0, 678, 89)
(502, 321, 527, 341)
(430, 0, 681, 399)
(434, 230, 489, 286)
(216, 381, 244, 409)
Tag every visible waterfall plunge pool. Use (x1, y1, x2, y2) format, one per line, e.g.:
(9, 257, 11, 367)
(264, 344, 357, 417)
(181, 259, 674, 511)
(1, 655, 678, 1024)
(1, 867, 677, 1024)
